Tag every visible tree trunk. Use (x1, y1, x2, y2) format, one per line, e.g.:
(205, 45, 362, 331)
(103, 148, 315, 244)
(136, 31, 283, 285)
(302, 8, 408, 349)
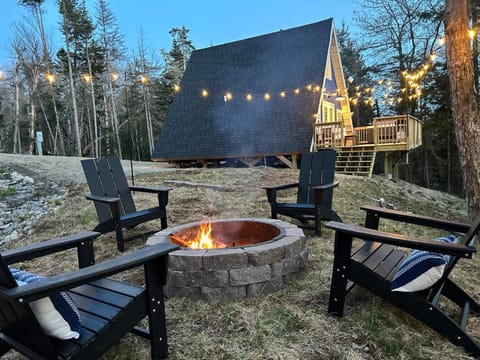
(444, 0, 480, 220)
(13, 63, 22, 154)
(61, 0, 82, 156)
(28, 72, 40, 155)
(85, 45, 98, 157)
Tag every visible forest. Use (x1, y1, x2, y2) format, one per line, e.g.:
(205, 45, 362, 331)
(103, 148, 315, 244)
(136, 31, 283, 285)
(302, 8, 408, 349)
(0, 0, 477, 197)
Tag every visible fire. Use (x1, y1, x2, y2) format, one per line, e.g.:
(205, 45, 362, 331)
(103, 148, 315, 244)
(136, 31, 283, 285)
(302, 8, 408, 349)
(171, 222, 227, 249)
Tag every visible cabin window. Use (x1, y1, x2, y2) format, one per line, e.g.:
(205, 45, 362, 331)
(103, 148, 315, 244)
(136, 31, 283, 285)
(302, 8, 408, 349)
(337, 109, 343, 123)
(322, 101, 335, 123)
(326, 56, 332, 80)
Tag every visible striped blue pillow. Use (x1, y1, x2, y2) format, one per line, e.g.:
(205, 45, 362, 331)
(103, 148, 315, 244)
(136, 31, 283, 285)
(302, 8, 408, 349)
(391, 235, 458, 292)
(10, 268, 82, 339)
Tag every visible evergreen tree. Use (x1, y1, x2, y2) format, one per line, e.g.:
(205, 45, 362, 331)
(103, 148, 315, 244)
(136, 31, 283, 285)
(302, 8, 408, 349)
(336, 22, 375, 125)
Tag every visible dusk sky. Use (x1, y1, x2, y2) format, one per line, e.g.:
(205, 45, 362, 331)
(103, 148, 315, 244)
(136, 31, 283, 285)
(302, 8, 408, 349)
(1, 0, 360, 66)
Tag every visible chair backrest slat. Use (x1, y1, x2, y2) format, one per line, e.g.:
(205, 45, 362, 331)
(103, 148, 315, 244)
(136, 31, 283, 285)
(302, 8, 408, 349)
(297, 150, 337, 206)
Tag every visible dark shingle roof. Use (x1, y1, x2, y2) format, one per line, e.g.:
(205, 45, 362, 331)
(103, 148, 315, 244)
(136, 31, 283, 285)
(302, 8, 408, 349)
(152, 18, 333, 161)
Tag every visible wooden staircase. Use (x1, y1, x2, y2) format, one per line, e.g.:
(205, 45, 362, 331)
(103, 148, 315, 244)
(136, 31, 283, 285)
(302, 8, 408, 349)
(335, 145, 376, 177)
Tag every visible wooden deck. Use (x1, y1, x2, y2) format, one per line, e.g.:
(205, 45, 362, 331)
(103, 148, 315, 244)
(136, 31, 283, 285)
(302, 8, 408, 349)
(313, 115, 423, 177)
(313, 115, 422, 152)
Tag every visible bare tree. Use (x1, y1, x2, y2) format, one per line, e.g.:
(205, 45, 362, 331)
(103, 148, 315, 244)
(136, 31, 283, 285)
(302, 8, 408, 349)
(355, 0, 443, 114)
(96, 0, 125, 158)
(58, 0, 82, 156)
(11, 20, 44, 155)
(19, 0, 65, 155)
(444, 0, 480, 219)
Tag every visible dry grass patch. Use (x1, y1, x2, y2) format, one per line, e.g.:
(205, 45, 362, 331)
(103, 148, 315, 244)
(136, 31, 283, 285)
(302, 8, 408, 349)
(1, 166, 478, 359)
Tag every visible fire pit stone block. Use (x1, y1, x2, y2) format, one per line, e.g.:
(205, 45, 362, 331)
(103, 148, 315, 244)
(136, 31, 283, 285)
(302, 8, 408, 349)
(202, 249, 248, 271)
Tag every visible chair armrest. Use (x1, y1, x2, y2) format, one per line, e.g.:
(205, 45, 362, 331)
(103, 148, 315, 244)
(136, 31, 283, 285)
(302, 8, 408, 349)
(129, 186, 172, 194)
(2, 231, 100, 265)
(129, 186, 172, 207)
(312, 181, 340, 191)
(3, 243, 180, 303)
(263, 183, 299, 191)
(325, 221, 475, 258)
(85, 193, 121, 204)
(361, 205, 470, 233)
(312, 181, 340, 204)
(264, 183, 299, 204)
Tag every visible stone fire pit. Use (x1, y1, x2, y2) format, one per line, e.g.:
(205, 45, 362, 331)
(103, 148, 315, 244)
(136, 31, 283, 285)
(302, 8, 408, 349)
(147, 218, 307, 300)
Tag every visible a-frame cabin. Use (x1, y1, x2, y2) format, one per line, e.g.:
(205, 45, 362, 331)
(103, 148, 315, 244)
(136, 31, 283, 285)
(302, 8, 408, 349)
(152, 18, 422, 176)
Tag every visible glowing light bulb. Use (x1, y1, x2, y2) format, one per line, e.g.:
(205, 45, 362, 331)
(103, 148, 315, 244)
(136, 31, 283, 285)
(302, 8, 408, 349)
(45, 73, 56, 84)
(246, 93, 253, 101)
(201, 89, 208, 97)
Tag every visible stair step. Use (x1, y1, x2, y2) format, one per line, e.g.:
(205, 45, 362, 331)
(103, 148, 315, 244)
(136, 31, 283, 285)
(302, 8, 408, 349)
(335, 148, 377, 177)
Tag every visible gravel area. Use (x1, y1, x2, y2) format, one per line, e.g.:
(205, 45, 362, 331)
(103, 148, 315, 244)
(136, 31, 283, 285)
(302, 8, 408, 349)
(0, 153, 174, 185)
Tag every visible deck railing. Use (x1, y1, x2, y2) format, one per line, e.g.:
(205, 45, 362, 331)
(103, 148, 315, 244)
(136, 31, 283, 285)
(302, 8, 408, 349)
(314, 115, 422, 150)
(313, 121, 344, 148)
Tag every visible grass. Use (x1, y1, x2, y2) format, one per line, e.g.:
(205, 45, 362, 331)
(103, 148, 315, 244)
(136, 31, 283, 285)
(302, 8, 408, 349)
(2, 166, 478, 360)
(0, 185, 16, 197)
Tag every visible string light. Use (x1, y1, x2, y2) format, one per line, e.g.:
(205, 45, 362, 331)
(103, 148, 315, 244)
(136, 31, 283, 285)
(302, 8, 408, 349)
(173, 84, 180, 92)
(264, 93, 271, 100)
(201, 89, 208, 97)
(224, 92, 233, 101)
(45, 73, 56, 84)
(246, 93, 253, 101)
(83, 74, 92, 83)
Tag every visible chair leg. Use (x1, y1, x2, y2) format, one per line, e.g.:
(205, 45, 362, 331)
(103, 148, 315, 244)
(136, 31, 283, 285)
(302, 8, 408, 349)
(116, 228, 125, 252)
(0, 339, 11, 357)
(145, 260, 169, 359)
(328, 232, 353, 317)
(161, 215, 168, 230)
(315, 213, 321, 236)
(271, 210, 277, 219)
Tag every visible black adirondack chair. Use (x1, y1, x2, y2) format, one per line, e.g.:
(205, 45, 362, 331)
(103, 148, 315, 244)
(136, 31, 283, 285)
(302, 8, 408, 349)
(0, 231, 179, 359)
(326, 205, 480, 357)
(264, 151, 341, 236)
(81, 156, 171, 251)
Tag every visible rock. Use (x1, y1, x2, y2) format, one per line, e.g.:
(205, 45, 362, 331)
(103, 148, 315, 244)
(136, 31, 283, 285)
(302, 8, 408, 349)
(0, 169, 65, 245)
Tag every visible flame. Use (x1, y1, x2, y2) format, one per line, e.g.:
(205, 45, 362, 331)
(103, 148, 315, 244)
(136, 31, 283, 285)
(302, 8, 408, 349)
(171, 222, 226, 249)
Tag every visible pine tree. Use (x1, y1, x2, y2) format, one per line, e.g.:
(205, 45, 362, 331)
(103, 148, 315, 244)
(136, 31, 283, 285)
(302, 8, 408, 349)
(336, 22, 375, 125)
